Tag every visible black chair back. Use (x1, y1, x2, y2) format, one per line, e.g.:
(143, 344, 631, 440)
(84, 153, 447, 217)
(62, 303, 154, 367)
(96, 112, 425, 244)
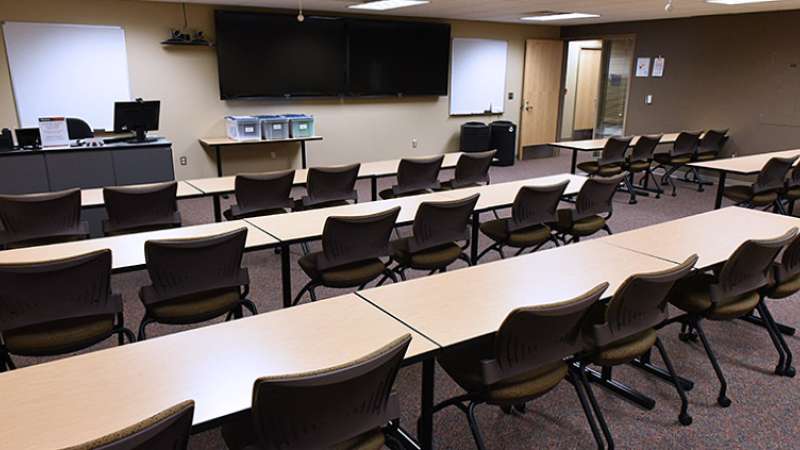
(0, 250, 120, 332)
(775, 234, 800, 284)
(66, 118, 94, 140)
(592, 256, 697, 347)
(479, 284, 608, 385)
(671, 131, 702, 157)
(574, 174, 625, 220)
(302, 164, 360, 207)
(698, 129, 728, 156)
(318, 207, 400, 271)
(103, 182, 180, 234)
(752, 156, 798, 194)
(393, 156, 444, 195)
(0, 188, 85, 246)
(630, 135, 663, 163)
(140, 228, 249, 307)
(599, 136, 633, 166)
(66, 400, 194, 450)
(711, 229, 798, 306)
(250, 335, 411, 450)
(507, 181, 569, 233)
(451, 150, 496, 188)
(408, 194, 479, 253)
(233, 170, 295, 215)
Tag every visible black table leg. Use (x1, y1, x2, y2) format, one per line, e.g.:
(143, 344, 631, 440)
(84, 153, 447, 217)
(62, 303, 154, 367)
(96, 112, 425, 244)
(371, 177, 378, 201)
(213, 194, 222, 222)
(570, 149, 578, 174)
(418, 359, 435, 450)
(281, 243, 292, 308)
(470, 212, 480, 265)
(714, 172, 727, 209)
(215, 145, 223, 177)
(301, 141, 307, 169)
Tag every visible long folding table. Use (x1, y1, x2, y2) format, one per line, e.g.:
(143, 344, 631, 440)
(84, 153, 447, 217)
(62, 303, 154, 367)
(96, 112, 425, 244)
(688, 149, 800, 209)
(549, 133, 681, 174)
(80, 181, 203, 208)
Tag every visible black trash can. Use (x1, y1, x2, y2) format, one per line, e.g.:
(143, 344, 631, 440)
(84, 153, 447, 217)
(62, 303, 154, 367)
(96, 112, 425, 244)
(460, 122, 491, 153)
(490, 120, 517, 166)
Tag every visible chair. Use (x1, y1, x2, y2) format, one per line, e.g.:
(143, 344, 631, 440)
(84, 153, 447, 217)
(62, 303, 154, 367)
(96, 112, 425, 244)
(66, 117, 94, 140)
(0, 250, 135, 372)
(295, 207, 400, 305)
(224, 170, 295, 220)
(379, 155, 444, 199)
(221, 334, 411, 450)
(0, 188, 89, 249)
(577, 256, 698, 447)
(576, 136, 633, 177)
(64, 400, 194, 450)
(434, 284, 610, 450)
(779, 165, 800, 215)
(138, 228, 257, 340)
(296, 164, 360, 210)
(625, 134, 664, 203)
(440, 150, 496, 190)
(722, 156, 797, 214)
(758, 233, 800, 377)
(103, 181, 182, 236)
(390, 194, 478, 278)
(695, 129, 729, 162)
(553, 174, 624, 244)
(667, 228, 797, 407)
(652, 131, 702, 196)
(477, 181, 567, 262)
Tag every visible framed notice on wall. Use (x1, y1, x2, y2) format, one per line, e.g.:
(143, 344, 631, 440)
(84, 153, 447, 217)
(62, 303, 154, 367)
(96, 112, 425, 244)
(636, 57, 651, 77)
(652, 57, 665, 77)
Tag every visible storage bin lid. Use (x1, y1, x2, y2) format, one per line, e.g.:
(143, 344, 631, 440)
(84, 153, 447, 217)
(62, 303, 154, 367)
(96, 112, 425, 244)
(283, 114, 313, 119)
(225, 115, 257, 120)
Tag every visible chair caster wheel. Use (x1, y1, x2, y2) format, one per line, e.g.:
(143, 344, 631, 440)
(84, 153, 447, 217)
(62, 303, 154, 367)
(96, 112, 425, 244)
(679, 414, 693, 426)
(501, 405, 513, 415)
(679, 332, 697, 342)
(629, 200, 638, 205)
(718, 396, 731, 408)
(785, 366, 796, 378)
(513, 403, 527, 413)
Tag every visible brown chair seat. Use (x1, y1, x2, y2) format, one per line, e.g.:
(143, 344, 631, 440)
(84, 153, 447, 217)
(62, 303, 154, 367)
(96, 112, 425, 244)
(695, 152, 717, 162)
(379, 188, 428, 200)
(438, 180, 481, 190)
(224, 206, 287, 221)
(576, 161, 623, 177)
(589, 329, 657, 366)
(480, 219, 551, 248)
(4, 314, 115, 356)
(723, 185, 778, 206)
(391, 239, 462, 270)
(554, 210, 606, 236)
(763, 268, 800, 300)
(626, 160, 651, 172)
(670, 274, 761, 320)
(784, 187, 800, 201)
(299, 253, 387, 288)
(654, 153, 692, 165)
(147, 289, 241, 324)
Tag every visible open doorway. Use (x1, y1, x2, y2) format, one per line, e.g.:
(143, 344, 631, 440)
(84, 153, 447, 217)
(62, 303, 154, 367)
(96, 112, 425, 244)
(561, 40, 603, 140)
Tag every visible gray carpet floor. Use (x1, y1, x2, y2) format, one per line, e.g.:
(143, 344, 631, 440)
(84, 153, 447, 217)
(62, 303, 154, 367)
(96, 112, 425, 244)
(13, 150, 800, 449)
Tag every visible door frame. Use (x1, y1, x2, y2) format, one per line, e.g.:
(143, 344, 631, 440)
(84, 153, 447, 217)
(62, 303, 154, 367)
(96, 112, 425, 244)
(555, 34, 637, 141)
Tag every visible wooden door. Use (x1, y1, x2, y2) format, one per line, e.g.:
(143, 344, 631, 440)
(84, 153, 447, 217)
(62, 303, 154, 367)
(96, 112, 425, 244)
(573, 48, 602, 131)
(520, 39, 565, 155)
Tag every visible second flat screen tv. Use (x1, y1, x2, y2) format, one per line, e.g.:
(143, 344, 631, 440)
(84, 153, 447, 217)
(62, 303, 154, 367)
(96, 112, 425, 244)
(214, 10, 450, 99)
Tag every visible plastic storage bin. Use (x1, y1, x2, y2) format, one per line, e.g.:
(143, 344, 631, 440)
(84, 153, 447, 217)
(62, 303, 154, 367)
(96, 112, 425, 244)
(225, 116, 261, 141)
(258, 115, 290, 140)
(285, 114, 315, 138)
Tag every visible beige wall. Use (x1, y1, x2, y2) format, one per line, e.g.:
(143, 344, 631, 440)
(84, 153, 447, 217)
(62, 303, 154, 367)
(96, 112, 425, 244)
(0, 0, 558, 179)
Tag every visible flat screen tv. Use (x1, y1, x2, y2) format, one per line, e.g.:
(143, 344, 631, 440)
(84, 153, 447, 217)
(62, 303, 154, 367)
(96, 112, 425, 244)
(347, 19, 450, 96)
(214, 10, 451, 99)
(215, 11, 347, 99)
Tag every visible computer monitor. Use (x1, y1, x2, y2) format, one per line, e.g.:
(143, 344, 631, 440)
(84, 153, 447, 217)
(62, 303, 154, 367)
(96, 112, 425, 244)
(113, 100, 160, 143)
(15, 128, 41, 149)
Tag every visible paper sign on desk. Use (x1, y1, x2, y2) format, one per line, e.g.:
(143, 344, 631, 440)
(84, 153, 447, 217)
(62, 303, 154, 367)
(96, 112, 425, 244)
(38, 117, 69, 147)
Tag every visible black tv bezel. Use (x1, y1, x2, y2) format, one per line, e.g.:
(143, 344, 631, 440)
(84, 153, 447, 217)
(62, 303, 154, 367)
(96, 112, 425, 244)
(214, 10, 451, 100)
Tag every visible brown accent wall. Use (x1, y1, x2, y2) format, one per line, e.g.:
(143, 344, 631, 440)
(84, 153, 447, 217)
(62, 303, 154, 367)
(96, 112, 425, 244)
(562, 10, 800, 157)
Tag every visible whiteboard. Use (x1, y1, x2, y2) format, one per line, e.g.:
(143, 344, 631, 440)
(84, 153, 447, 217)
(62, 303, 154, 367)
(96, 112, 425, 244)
(2, 22, 131, 130)
(449, 38, 508, 116)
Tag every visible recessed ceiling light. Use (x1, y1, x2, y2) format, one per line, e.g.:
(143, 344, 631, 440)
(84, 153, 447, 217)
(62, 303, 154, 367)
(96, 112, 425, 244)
(349, 0, 430, 11)
(521, 12, 600, 22)
(706, 0, 781, 4)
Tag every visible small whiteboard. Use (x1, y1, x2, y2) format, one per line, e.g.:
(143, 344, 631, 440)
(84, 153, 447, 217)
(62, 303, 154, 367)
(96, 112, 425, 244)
(450, 38, 508, 116)
(2, 22, 131, 130)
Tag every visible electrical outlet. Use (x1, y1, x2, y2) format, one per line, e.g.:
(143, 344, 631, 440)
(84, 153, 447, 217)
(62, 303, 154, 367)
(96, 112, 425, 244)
(411, 138, 418, 149)
(270, 152, 276, 159)
(508, 92, 514, 100)
(179, 156, 187, 166)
